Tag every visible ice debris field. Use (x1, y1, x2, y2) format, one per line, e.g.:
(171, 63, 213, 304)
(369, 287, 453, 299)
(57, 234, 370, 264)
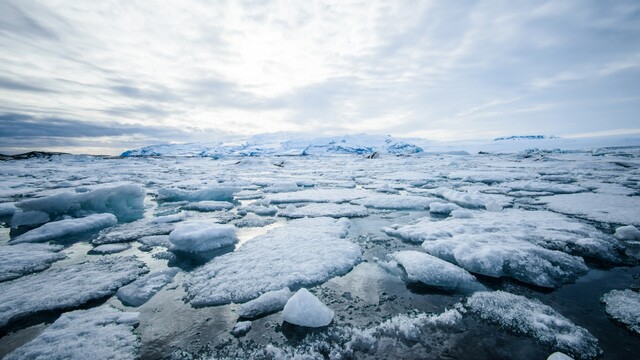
(1, 137, 640, 359)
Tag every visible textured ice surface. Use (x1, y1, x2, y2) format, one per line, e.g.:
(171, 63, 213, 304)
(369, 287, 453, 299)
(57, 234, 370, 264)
(502, 180, 586, 194)
(11, 213, 117, 244)
(93, 218, 175, 245)
(234, 213, 277, 228)
(428, 201, 460, 214)
(467, 291, 601, 359)
(90, 243, 131, 254)
(0, 256, 147, 328)
(614, 225, 640, 241)
(169, 221, 237, 253)
(137, 235, 171, 249)
(15, 184, 145, 222)
(544, 193, 640, 225)
(5, 305, 140, 360)
(278, 203, 368, 218)
(384, 209, 624, 263)
(352, 194, 435, 210)
(423, 234, 588, 287)
(601, 289, 640, 334)
(157, 186, 237, 202)
(237, 204, 278, 216)
(265, 188, 368, 204)
(10, 210, 50, 228)
(282, 288, 334, 327)
(239, 288, 292, 319)
(0, 243, 65, 282)
(185, 217, 361, 306)
(182, 201, 234, 211)
(427, 187, 512, 209)
(117, 268, 180, 307)
(388, 250, 481, 292)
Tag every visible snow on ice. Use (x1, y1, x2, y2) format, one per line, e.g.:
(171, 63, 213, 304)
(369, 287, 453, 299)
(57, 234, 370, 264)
(5, 305, 140, 360)
(601, 289, 640, 334)
(185, 217, 361, 306)
(169, 221, 238, 253)
(0, 256, 147, 328)
(11, 213, 117, 244)
(544, 193, 640, 226)
(467, 291, 601, 359)
(0, 243, 65, 282)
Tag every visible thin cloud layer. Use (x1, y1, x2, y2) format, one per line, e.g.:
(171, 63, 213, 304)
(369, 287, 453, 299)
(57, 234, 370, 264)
(1, 0, 639, 154)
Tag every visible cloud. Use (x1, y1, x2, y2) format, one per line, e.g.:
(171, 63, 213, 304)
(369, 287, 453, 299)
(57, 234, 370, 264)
(0, 0, 639, 153)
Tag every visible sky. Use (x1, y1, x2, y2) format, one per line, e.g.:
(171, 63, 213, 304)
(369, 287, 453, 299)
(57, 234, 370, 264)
(0, 0, 639, 155)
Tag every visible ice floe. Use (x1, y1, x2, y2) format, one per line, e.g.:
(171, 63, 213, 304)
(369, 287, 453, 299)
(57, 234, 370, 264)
(278, 203, 368, 218)
(386, 250, 482, 292)
(117, 268, 180, 307)
(169, 221, 237, 253)
(384, 209, 624, 264)
(185, 217, 361, 306)
(614, 225, 640, 241)
(0, 243, 65, 282)
(351, 194, 435, 210)
(234, 213, 277, 228)
(0, 256, 147, 328)
(502, 180, 586, 194)
(157, 186, 237, 202)
(5, 305, 140, 360)
(428, 201, 460, 214)
(90, 243, 131, 254)
(239, 288, 292, 319)
(544, 193, 640, 226)
(601, 289, 640, 334)
(231, 321, 252, 337)
(182, 201, 234, 212)
(467, 291, 600, 359)
(265, 188, 369, 204)
(11, 213, 117, 244)
(282, 288, 334, 327)
(15, 184, 145, 222)
(427, 187, 512, 210)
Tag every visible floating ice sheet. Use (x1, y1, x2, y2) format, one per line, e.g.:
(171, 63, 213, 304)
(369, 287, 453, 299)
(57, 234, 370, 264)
(0, 256, 147, 328)
(11, 213, 117, 244)
(185, 217, 361, 306)
(239, 288, 292, 319)
(265, 188, 369, 204)
(351, 194, 435, 210)
(467, 291, 600, 359)
(278, 203, 368, 218)
(544, 193, 640, 226)
(169, 221, 237, 253)
(117, 268, 180, 307)
(5, 305, 140, 360)
(601, 289, 640, 334)
(0, 243, 65, 282)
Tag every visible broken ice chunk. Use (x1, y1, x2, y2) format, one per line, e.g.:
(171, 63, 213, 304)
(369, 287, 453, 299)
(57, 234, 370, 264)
(182, 201, 234, 212)
(239, 288, 293, 319)
(278, 203, 368, 218)
(11, 213, 117, 244)
(389, 250, 482, 292)
(90, 243, 131, 254)
(0, 256, 147, 328)
(117, 268, 180, 307)
(0, 243, 65, 282)
(5, 305, 140, 360)
(352, 194, 435, 210)
(467, 291, 601, 359)
(157, 186, 237, 202)
(169, 221, 237, 253)
(428, 202, 460, 215)
(614, 225, 640, 241)
(601, 289, 640, 334)
(282, 288, 333, 328)
(231, 321, 252, 337)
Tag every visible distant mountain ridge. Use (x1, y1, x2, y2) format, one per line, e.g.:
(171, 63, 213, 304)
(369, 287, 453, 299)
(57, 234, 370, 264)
(121, 134, 426, 158)
(494, 135, 559, 141)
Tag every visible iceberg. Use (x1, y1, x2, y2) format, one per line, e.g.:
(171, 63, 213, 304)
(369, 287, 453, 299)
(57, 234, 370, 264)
(282, 288, 334, 327)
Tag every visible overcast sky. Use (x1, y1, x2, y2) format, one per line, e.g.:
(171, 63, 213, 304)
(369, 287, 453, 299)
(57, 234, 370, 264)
(1, 0, 639, 154)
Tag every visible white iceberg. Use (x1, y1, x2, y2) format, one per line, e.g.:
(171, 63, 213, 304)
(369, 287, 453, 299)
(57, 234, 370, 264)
(0, 256, 147, 328)
(467, 291, 600, 359)
(117, 267, 180, 307)
(169, 221, 238, 253)
(239, 288, 293, 319)
(11, 213, 118, 244)
(282, 288, 334, 327)
(185, 217, 361, 306)
(5, 305, 140, 360)
(0, 243, 65, 282)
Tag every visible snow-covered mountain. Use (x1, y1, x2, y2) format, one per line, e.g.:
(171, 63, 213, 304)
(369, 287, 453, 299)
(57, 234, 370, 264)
(121, 134, 426, 158)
